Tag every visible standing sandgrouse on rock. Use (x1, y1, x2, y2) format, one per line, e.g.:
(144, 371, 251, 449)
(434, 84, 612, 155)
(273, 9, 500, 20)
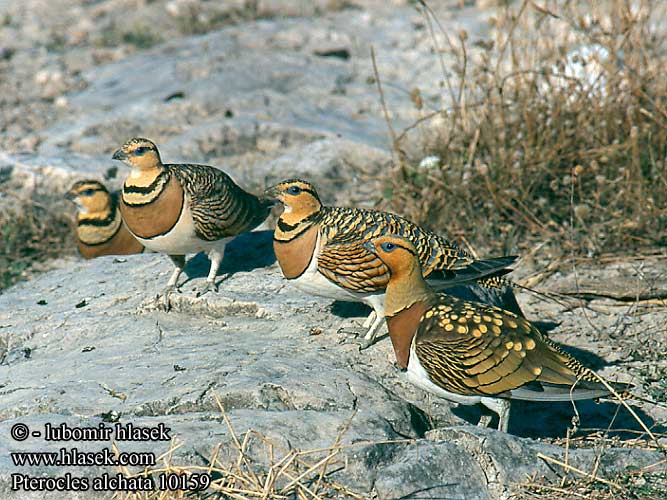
(112, 138, 274, 308)
(364, 235, 629, 433)
(66, 179, 145, 259)
(265, 179, 522, 348)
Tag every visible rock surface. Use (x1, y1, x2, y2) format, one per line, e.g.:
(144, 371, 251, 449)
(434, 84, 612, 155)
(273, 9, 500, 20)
(1, 0, 666, 498)
(1, 232, 666, 499)
(0, 0, 494, 208)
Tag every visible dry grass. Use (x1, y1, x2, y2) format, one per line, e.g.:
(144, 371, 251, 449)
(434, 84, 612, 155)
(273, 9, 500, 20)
(373, 3, 667, 496)
(513, 472, 667, 499)
(0, 190, 75, 290)
(385, 0, 667, 258)
(510, 425, 667, 499)
(110, 392, 379, 500)
(512, 457, 667, 499)
(105, 391, 667, 500)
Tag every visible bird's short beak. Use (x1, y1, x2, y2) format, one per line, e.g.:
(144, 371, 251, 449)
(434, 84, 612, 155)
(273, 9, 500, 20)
(362, 240, 377, 254)
(112, 149, 127, 161)
(264, 185, 281, 200)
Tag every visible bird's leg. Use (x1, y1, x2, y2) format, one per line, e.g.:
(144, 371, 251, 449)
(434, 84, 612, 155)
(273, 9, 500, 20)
(362, 310, 377, 329)
(157, 255, 185, 311)
(357, 312, 385, 350)
(341, 308, 385, 350)
(496, 400, 511, 433)
(478, 414, 493, 428)
(197, 247, 224, 297)
(480, 397, 511, 433)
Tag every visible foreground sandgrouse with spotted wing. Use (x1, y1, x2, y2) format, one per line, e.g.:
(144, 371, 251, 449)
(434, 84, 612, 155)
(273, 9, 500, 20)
(112, 138, 274, 307)
(265, 179, 522, 348)
(365, 235, 629, 432)
(66, 180, 145, 259)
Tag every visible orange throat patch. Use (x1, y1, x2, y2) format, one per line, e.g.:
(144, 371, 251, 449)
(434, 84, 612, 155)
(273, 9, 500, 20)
(121, 173, 185, 239)
(273, 225, 319, 279)
(386, 302, 429, 369)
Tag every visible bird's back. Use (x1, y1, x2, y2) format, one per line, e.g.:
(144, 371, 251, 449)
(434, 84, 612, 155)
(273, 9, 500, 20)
(168, 163, 274, 241)
(414, 294, 628, 402)
(319, 205, 475, 274)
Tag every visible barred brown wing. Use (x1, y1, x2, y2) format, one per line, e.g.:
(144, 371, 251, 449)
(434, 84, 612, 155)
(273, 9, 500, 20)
(170, 164, 272, 241)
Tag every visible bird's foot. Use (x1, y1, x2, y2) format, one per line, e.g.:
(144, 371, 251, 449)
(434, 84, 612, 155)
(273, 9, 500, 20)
(478, 414, 493, 428)
(196, 280, 218, 298)
(352, 337, 374, 350)
(155, 285, 179, 311)
(337, 326, 374, 350)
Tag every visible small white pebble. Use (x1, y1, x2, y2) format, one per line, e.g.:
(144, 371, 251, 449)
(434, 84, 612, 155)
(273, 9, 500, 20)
(34, 70, 49, 85)
(418, 155, 440, 170)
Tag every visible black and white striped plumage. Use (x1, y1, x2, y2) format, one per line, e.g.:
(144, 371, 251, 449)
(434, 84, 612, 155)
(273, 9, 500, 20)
(113, 138, 273, 307)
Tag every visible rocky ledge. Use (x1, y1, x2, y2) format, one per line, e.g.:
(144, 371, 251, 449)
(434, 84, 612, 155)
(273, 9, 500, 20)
(0, 232, 665, 499)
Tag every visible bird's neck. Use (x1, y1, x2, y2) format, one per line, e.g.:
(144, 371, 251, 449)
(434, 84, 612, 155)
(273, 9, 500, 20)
(76, 207, 122, 245)
(385, 267, 434, 317)
(385, 270, 434, 369)
(122, 166, 172, 208)
(77, 193, 118, 226)
(77, 207, 113, 223)
(126, 163, 165, 188)
(274, 205, 322, 242)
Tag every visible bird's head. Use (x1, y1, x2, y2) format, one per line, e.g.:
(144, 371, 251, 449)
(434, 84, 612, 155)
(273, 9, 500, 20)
(363, 235, 422, 279)
(66, 180, 112, 215)
(264, 179, 322, 216)
(112, 138, 161, 171)
(364, 234, 432, 315)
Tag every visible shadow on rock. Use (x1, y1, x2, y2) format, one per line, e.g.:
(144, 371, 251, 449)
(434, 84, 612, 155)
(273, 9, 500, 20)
(330, 300, 372, 319)
(184, 230, 276, 279)
(452, 399, 663, 439)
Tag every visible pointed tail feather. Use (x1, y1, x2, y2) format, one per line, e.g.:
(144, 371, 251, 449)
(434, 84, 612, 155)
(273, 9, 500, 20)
(425, 255, 517, 288)
(507, 379, 633, 402)
(442, 282, 526, 318)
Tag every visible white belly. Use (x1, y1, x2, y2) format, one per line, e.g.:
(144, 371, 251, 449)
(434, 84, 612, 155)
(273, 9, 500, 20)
(134, 195, 228, 255)
(292, 268, 358, 301)
(406, 348, 482, 406)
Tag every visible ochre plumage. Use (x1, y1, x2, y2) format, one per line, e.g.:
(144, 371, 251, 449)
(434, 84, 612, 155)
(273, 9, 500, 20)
(66, 180, 144, 259)
(365, 235, 629, 433)
(265, 179, 521, 347)
(121, 173, 184, 239)
(112, 138, 274, 308)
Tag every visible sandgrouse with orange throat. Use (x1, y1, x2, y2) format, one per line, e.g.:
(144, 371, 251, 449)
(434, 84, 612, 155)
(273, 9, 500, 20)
(364, 234, 629, 433)
(66, 179, 145, 259)
(266, 179, 522, 348)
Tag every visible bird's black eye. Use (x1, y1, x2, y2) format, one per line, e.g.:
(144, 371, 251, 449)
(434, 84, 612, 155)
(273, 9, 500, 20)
(287, 186, 302, 195)
(133, 147, 149, 156)
(82, 189, 96, 196)
(381, 242, 396, 252)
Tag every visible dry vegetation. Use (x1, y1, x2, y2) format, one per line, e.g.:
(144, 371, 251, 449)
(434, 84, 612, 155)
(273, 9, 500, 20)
(0, 190, 75, 290)
(111, 393, 373, 500)
(511, 429, 667, 499)
(387, 0, 667, 258)
(107, 400, 667, 500)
